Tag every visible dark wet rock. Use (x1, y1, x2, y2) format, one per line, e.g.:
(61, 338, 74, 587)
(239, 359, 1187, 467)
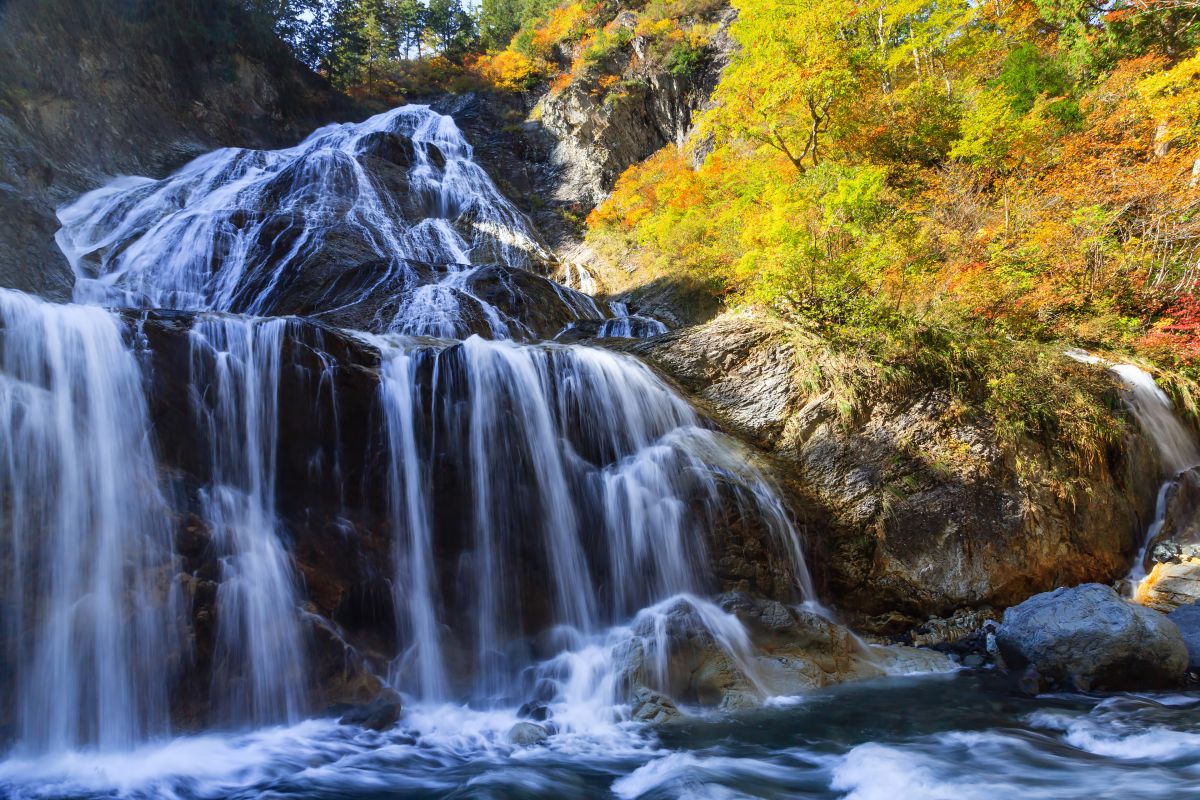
(507, 721, 549, 746)
(354, 131, 417, 167)
(339, 689, 403, 731)
(630, 313, 1161, 628)
(518, 701, 551, 722)
(461, 263, 602, 340)
(1168, 602, 1200, 671)
(997, 584, 1188, 692)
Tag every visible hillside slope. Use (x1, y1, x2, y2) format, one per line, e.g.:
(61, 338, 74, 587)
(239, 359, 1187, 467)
(0, 0, 355, 299)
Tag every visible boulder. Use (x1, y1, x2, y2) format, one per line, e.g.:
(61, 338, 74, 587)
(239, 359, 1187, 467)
(996, 583, 1188, 691)
(517, 701, 551, 722)
(338, 690, 403, 731)
(617, 594, 953, 712)
(1136, 557, 1200, 613)
(629, 686, 683, 724)
(1168, 602, 1200, 671)
(507, 721, 549, 746)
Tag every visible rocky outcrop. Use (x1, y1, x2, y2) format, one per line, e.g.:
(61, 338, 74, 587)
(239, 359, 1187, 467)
(535, 8, 734, 208)
(614, 594, 951, 713)
(996, 584, 1188, 691)
(1137, 555, 1200, 613)
(628, 312, 1163, 629)
(0, 0, 354, 299)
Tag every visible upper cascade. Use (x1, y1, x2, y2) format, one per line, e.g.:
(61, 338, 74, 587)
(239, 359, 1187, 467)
(55, 105, 606, 339)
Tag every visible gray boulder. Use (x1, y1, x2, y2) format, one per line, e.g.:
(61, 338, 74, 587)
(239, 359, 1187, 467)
(507, 721, 549, 746)
(629, 686, 683, 725)
(996, 583, 1188, 691)
(1168, 602, 1200, 671)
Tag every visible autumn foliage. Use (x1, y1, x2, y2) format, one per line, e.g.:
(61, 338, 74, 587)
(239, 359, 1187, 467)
(584, 0, 1200, 371)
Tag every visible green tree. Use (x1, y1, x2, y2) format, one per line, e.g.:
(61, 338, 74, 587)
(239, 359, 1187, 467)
(424, 0, 477, 55)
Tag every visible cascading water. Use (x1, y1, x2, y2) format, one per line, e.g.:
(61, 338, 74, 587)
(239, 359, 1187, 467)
(373, 335, 816, 704)
(53, 105, 598, 340)
(1110, 364, 1200, 585)
(0, 290, 177, 754)
(1, 101, 826, 791)
(188, 316, 309, 726)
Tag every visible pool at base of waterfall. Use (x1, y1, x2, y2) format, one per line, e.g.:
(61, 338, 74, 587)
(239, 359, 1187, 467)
(3, 672, 1198, 800)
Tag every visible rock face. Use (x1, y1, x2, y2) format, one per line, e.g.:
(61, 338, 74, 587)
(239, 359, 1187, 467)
(1168, 602, 1200, 671)
(629, 313, 1162, 628)
(536, 9, 735, 208)
(996, 584, 1188, 691)
(0, 0, 354, 299)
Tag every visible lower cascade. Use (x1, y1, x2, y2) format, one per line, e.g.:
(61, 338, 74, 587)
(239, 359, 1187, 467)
(4, 102, 1199, 800)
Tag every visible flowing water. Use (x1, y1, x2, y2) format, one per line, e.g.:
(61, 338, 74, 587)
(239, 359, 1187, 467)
(0, 291, 177, 755)
(2, 672, 1200, 799)
(2, 104, 1199, 797)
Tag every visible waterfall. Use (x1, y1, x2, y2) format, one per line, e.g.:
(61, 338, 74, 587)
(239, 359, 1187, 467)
(0, 102, 817, 760)
(188, 316, 308, 725)
(375, 336, 815, 702)
(0, 290, 177, 753)
(1111, 364, 1200, 584)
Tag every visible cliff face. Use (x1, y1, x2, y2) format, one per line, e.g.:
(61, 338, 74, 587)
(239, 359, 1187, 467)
(629, 314, 1164, 630)
(534, 8, 735, 209)
(0, 0, 355, 299)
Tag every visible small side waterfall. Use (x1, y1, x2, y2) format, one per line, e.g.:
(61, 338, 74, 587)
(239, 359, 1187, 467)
(1111, 364, 1200, 585)
(0, 290, 177, 753)
(188, 317, 309, 726)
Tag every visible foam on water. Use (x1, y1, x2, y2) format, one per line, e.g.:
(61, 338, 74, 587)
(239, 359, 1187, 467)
(0, 673, 1198, 799)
